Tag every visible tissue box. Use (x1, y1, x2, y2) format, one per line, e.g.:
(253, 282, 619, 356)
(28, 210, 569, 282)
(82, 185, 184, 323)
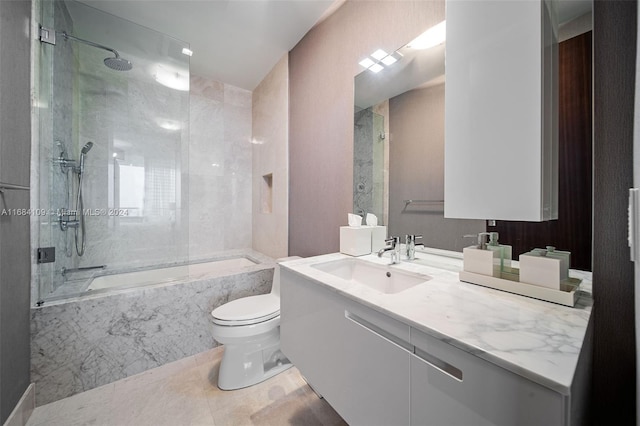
(368, 226, 387, 252)
(519, 252, 564, 289)
(340, 226, 372, 256)
(463, 247, 501, 277)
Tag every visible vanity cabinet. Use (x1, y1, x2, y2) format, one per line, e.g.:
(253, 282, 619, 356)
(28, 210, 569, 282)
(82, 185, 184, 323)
(280, 268, 411, 425)
(410, 329, 564, 426)
(281, 267, 582, 426)
(444, 0, 558, 221)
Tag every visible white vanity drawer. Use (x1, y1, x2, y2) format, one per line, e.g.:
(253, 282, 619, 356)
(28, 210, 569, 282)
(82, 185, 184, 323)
(410, 329, 565, 426)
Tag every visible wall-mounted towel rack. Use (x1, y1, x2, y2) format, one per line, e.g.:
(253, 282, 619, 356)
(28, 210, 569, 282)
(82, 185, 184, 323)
(403, 199, 444, 207)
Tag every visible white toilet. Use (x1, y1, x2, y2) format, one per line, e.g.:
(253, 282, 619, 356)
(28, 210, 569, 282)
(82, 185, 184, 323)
(211, 256, 299, 390)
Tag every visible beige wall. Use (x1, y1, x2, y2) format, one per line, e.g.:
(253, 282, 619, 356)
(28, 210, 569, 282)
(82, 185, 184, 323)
(289, 0, 445, 257)
(388, 84, 485, 251)
(252, 55, 289, 258)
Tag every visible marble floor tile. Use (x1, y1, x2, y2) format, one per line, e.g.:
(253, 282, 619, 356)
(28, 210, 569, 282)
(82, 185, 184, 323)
(27, 346, 345, 426)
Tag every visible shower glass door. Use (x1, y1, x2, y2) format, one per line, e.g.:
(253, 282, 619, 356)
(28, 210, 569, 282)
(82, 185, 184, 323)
(34, 0, 190, 302)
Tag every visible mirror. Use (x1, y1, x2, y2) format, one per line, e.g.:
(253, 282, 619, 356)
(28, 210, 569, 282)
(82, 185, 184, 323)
(353, 25, 485, 252)
(353, 8, 593, 267)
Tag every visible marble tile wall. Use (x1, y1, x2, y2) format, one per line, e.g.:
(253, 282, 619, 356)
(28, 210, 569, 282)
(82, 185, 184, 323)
(31, 254, 275, 405)
(189, 76, 253, 258)
(252, 55, 289, 259)
(353, 107, 384, 222)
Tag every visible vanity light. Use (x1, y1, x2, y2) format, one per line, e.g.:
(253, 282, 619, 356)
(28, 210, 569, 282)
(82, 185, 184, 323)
(181, 47, 193, 57)
(381, 55, 398, 66)
(358, 57, 375, 69)
(369, 63, 384, 73)
(407, 20, 446, 50)
(371, 49, 388, 60)
(359, 50, 400, 73)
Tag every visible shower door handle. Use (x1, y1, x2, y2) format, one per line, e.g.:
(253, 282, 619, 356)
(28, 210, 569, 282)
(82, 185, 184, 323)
(0, 182, 30, 193)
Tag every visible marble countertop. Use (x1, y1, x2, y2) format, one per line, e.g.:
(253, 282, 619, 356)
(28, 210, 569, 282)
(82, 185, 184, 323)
(280, 247, 593, 395)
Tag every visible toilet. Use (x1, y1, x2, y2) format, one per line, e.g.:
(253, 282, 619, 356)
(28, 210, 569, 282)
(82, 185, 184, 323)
(211, 256, 299, 390)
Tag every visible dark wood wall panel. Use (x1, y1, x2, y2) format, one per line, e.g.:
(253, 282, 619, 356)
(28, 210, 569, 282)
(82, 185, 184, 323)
(491, 31, 593, 271)
(592, 1, 636, 424)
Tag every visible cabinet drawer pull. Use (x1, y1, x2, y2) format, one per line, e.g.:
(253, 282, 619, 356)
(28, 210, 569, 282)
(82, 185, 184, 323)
(412, 347, 463, 382)
(345, 311, 413, 354)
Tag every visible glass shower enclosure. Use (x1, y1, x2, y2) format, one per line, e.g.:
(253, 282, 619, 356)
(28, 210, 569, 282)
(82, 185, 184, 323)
(33, 0, 190, 303)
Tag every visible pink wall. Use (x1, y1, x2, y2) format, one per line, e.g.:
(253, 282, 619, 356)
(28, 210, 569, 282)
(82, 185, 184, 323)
(289, 0, 445, 256)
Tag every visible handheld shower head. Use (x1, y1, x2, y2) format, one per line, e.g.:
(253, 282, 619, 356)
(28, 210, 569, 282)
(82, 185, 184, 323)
(81, 142, 94, 155)
(79, 142, 94, 174)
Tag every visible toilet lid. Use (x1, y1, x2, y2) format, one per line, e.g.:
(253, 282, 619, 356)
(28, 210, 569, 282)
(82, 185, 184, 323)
(211, 294, 280, 326)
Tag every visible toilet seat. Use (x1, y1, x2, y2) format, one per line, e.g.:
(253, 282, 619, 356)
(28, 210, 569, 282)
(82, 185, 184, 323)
(211, 294, 279, 326)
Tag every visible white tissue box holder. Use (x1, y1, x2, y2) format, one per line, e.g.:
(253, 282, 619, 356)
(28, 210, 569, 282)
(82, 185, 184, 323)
(340, 226, 372, 256)
(368, 226, 387, 252)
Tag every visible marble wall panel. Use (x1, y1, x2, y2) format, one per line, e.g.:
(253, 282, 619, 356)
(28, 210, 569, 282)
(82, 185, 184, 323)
(252, 55, 289, 259)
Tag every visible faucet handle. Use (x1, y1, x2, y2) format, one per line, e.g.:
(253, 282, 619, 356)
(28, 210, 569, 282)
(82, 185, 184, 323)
(386, 236, 400, 246)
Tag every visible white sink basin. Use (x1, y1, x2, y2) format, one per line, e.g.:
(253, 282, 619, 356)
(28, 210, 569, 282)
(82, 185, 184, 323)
(312, 258, 431, 294)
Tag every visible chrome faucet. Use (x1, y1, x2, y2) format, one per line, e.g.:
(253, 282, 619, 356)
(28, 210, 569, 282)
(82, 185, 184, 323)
(378, 236, 401, 264)
(405, 234, 424, 260)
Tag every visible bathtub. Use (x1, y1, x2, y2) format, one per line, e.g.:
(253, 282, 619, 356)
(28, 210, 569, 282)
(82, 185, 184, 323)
(32, 249, 276, 405)
(87, 256, 258, 291)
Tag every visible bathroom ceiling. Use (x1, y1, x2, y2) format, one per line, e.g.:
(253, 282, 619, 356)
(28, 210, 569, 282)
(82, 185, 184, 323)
(77, 0, 341, 90)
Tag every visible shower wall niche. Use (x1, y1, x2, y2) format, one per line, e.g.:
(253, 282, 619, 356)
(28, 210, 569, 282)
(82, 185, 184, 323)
(32, 0, 190, 302)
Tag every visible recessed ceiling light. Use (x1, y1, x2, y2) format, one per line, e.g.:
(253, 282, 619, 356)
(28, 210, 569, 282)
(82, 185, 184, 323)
(371, 49, 388, 60)
(407, 21, 446, 50)
(182, 47, 193, 57)
(369, 63, 384, 73)
(381, 55, 397, 66)
(153, 64, 189, 91)
(359, 58, 375, 69)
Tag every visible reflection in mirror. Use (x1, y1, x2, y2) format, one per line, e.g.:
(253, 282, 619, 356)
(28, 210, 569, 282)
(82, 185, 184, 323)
(353, 23, 485, 252)
(353, 6, 593, 264)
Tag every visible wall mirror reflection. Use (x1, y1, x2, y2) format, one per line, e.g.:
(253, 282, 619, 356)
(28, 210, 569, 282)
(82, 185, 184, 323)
(353, 3, 593, 270)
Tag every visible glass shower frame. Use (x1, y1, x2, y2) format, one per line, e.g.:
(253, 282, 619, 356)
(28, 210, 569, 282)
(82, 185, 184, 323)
(33, 0, 190, 303)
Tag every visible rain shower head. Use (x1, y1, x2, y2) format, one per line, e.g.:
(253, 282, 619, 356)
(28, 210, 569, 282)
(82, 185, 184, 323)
(81, 142, 94, 155)
(104, 56, 133, 72)
(60, 31, 133, 71)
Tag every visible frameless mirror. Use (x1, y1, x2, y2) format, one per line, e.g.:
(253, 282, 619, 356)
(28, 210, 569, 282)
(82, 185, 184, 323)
(353, 24, 485, 252)
(353, 5, 593, 264)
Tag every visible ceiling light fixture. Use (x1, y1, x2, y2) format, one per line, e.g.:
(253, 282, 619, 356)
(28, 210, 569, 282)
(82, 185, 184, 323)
(359, 49, 401, 73)
(381, 55, 398, 66)
(371, 49, 388, 60)
(369, 63, 384, 73)
(407, 20, 446, 50)
(181, 47, 193, 57)
(359, 58, 375, 69)
(153, 64, 189, 91)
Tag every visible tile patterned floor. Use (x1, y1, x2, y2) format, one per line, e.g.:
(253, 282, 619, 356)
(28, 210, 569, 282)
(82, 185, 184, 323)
(26, 347, 346, 426)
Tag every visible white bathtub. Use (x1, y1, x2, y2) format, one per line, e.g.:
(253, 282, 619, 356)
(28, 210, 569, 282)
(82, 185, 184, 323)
(87, 256, 258, 291)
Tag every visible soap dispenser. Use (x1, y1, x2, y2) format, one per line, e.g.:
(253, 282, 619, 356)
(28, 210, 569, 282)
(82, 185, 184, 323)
(462, 233, 501, 277)
(486, 232, 513, 272)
